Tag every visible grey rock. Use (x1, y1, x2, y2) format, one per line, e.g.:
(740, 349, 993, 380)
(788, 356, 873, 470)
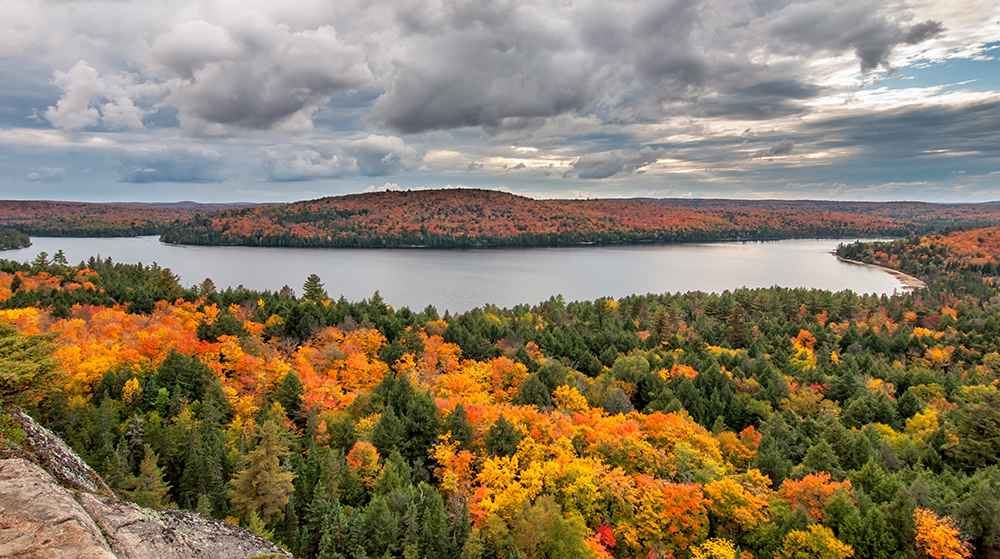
(10, 408, 113, 497)
(78, 493, 291, 559)
(0, 458, 116, 559)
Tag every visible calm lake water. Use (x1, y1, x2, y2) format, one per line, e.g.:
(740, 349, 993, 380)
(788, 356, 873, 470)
(4, 237, 903, 313)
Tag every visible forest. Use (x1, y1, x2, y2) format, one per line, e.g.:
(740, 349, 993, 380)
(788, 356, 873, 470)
(0, 227, 30, 250)
(159, 189, 1000, 248)
(0, 200, 250, 237)
(3, 227, 1000, 558)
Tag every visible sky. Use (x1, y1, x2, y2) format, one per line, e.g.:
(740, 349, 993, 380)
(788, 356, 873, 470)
(0, 0, 997, 203)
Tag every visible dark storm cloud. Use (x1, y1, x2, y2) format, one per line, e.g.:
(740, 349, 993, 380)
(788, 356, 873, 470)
(262, 135, 421, 181)
(569, 147, 669, 179)
(762, 2, 943, 72)
(110, 147, 225, 183)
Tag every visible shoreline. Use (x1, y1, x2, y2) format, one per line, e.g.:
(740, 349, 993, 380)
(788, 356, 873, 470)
(834, 254, 926, 292)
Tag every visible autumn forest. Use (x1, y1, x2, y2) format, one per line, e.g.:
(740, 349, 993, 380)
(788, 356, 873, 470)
(4, 217, 1000, 558)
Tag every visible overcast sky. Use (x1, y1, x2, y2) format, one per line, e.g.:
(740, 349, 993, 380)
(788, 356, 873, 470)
(0, 0, 997, 203)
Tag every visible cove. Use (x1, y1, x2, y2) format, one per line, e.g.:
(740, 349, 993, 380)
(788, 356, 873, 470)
(4, 236, 905, 313)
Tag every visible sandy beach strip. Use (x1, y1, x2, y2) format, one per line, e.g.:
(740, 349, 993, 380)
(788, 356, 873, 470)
(834, 255, 927, 292)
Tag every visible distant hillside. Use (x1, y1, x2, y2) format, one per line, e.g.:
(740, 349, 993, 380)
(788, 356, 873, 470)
(0, 200, 254, 237)
(630, 197, 1000, 225)
(159, 188, 1000, 248)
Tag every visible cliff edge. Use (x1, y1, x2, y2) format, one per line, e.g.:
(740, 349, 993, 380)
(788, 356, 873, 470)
(0, 409, 290, 559)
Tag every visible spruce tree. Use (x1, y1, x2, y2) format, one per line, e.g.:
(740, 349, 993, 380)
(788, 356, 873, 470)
(229, 420, 297, 524)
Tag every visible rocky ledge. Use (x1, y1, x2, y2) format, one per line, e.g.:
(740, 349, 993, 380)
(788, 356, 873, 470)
(0, 410, 290, 559)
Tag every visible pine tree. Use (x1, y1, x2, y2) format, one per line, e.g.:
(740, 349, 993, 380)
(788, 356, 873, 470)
(123, 445, 173, 510)
(230, 420, 297, 524)
(303, 274, 329, 303)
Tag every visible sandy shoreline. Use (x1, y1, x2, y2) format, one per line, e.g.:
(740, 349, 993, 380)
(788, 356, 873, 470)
(833, 254, 927, 292)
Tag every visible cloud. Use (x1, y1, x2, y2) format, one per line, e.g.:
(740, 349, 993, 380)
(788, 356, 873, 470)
(151, 12, 373, 135)
(109, 147, 225, 183)
(749, 139, 795, 159)
(569, 147, 669, 179)
(26, 167, 67, 183)
(45, 61, 151, 130)
(370, 4, 595, 134)
(364, 182, 401, 192)
(263, 134, 421, 181)
(761, 2, 944, 72)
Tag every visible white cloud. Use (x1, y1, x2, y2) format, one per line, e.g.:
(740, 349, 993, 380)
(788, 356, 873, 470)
(44, 61, 155, 130)
(26, 167, 67, 182)
(152, 12, 373, 135)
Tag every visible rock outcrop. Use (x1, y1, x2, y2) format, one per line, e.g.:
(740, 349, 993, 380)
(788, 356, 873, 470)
(0, 410, 290, 559)
(0, 458, 116, 559)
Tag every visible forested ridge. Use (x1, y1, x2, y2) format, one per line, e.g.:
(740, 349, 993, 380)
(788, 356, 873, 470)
(3, 228, 1000, 558)
(160, 189, 1000, 248)
(0, 200, 252, 237)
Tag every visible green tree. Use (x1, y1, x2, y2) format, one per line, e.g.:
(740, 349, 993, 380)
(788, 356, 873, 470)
(230, 420, 297, 524)
(485, 414, 521, 457)
(445, 402, 474, 449)
(303, 274, 329, 303)
(276, 370, 303, 419)
(517, 373, 552, 408)
(123, 445, 174, 510)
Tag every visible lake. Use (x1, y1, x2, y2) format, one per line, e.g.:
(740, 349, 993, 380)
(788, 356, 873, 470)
(3, 237, 904, 313)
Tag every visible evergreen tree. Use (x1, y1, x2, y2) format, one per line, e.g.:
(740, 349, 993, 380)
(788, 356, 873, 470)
(485, 414, 521, 457)
(318, 498, 350, 559)
(230, 420, 297, 524)
(363, 495, 399, 557)
(276, 370, 304, 419)
(371, 405, 404, 457)
(123, 445, 173, 510)
(445, 403, 474, 449)
(516, 373, 552, 408)
(303, 274, 329, 303)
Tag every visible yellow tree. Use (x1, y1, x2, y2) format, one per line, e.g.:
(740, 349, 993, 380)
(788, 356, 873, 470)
(704, 470, 770, 538)
(776, 525, 853, 559)
(913, 509, 973, 559)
